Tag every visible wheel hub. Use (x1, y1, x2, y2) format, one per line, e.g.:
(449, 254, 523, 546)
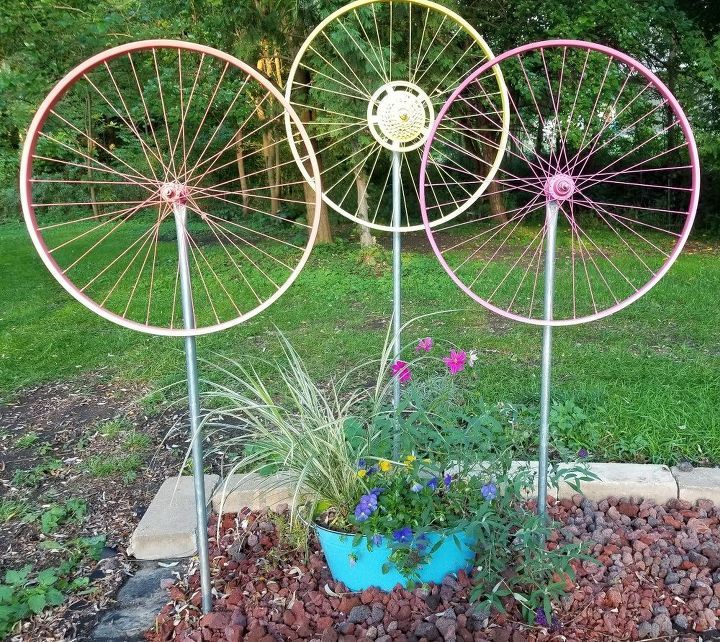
(544, 174, 575, 202)
(368, 81, 434, 152)
(160, 181, 189, 205)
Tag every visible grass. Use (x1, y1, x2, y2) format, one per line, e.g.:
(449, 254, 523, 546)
(0, 499, 32, 523)
(97, 418, 132, 439)
(123, 431, 152, 452)
(1, 221, 719, 465)
(84, 454, 143, 482)
(15, 433, 39, 449)
(83, 417, 150, 480)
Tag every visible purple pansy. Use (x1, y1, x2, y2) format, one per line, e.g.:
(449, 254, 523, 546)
(354, 492, 379, 522)
(427, 477, 438, 490)
(444, 473, 452, 487)
(371, 534, 383, 547)
(393, 527, 413, 543)
(410, 482, 423, 493)
(416, 533, 429, 552)
(578, 448, 588, 459)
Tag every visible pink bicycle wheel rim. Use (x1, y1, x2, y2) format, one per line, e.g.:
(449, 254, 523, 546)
(20, 39, 322, 337)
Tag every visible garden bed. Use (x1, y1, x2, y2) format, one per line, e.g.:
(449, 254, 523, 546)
(0, 372, 186, 640)
(147, 496, 720, 642)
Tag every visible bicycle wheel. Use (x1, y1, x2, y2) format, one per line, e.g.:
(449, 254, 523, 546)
(21, 40, 321, 336)
(420, 40, 699, 325)
(285, 0, 508, 232)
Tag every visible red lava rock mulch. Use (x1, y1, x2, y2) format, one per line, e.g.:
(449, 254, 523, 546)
(147, 495, 720, 642)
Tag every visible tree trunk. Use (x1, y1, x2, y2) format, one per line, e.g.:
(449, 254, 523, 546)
(296, 66, 332, 243)
(261, 129, 279, 217)
(481, 138, 506, 222)
(273, 136, 281, 201)
(354, 165, 375, 247)
(233, 131, 250, 215)
(302, 152, 333, 243)
(462, 108, 506, 222)
(85, 92, 99, 219)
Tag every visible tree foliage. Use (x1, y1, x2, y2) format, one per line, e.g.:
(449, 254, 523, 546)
(0, 0, 717, 231)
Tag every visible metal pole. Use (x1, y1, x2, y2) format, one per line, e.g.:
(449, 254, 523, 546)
(537, 200, 559, 520)
(174, 203, 213, 614)
(391, 150, 402, 459)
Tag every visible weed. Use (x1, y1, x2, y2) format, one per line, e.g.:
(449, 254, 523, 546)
(0, 535, 105, 636)
(38, 499, 87, 535)
(35, 443, 53, 456)
(97, 417, 132, 439)
(0, 500, 32, 523)
(123, 431, 151, 452)
(11, 459, 62, 488)
(265, 512, 309, 566)
(15, 433, 39, 449)
(139, 390, 167, 417)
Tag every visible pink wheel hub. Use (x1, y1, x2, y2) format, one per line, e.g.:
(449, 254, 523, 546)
(160, 182, 189, 205)
(544, 174, 575, 202)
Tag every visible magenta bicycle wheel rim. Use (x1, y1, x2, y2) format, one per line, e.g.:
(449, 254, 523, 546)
(420, 39, 700, 326)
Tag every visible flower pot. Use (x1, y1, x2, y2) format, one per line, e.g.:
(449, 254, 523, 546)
(315, 524, 476, 591)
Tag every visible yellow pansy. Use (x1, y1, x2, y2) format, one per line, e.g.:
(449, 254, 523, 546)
(379, 459, 392, 472)
(404, 455, 417, 466)
(357, 469, 367, 478)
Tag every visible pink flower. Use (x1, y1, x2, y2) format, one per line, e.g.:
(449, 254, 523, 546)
(391, 360, 412, 384)
(416, 337, 433, 352)
(443, 350, 466, 375)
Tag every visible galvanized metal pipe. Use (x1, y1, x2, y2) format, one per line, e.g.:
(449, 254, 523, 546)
(391, 150, 402, 459)
(174, 204, 212, 614)
(537, 200, 559, 520)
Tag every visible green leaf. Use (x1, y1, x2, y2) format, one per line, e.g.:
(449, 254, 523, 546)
(27, 593, 46, 614)
(38, 540, 66, 551)
(0, 585, 14, 603)
(4, 565, 32, 586)
(37, 569, 58, 586)
(45, 588, 65, 606)
(70, 577, 89, 589)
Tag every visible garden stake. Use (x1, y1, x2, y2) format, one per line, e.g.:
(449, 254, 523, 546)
(172, 195, 212, 613)
(284, 2, 509, 460)
(419, 40, 700, 525)
(392, 150, 402, 458)
(538, 198, 559, 520)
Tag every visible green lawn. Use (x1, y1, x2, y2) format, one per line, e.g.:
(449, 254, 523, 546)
(1, 221, 719, 465)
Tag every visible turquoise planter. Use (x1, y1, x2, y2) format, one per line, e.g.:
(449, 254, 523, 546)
(315, 524, 476, 591)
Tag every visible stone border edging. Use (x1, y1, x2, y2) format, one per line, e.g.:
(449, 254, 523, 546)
(128, 463, 720, 559)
